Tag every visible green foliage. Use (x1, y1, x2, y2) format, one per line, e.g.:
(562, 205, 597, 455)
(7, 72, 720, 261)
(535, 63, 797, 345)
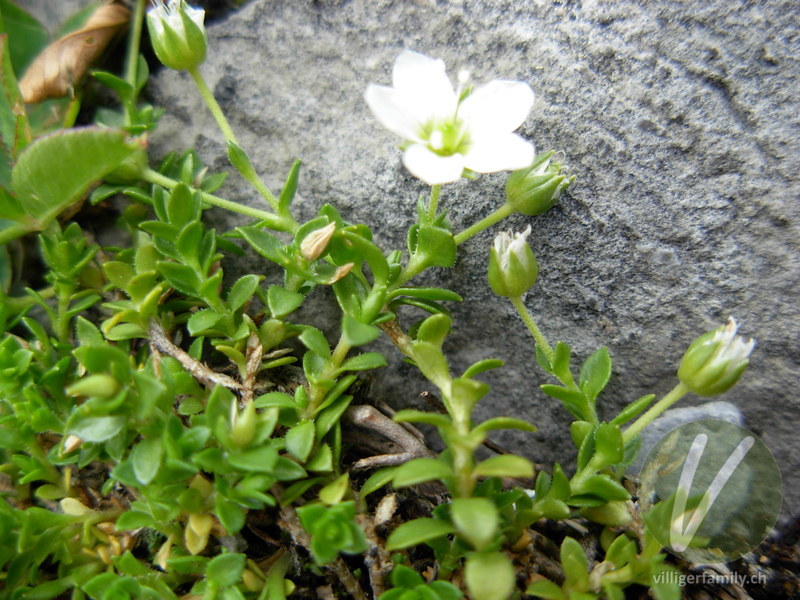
(296, 501, 368, 565)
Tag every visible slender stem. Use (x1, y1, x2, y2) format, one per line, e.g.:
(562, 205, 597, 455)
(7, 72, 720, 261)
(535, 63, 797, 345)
(427, 184, 441, 221)
(187, 66, 282, 213)
(188, 66, 239, 144)
(623, 383, 689, 444)
(123, 0, 147, 126)
(453, 203, 514, 245)
(142, 168, 296, 232)
(510, 295, 554, 367)
(63, 94, 82, 128)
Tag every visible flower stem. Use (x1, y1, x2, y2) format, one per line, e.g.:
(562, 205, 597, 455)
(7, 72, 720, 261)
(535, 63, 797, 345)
(187, 66, 282, 213)
(123, 0, 147, 126)
(427, 184, 441, 221)
(622, 383, 689, 444)
(142, 168, 296, 232)
(188, 66, 239, 144)
(510, 295, 554, 367)
(454, 203, 514, 245)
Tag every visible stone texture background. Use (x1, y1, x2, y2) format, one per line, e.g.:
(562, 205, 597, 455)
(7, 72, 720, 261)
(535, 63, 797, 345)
(24, 0, 800, 517)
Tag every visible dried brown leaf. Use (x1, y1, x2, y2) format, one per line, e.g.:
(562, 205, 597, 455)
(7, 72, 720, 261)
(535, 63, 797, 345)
(19, 3, 130, 103)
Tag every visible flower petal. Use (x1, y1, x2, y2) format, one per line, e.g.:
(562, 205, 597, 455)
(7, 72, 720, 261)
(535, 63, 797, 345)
(459, 80, 534, 134)
(463, 133, 535, 173)
(392, 50, 457, 121)
(365, 84, 424, 141)
(403, 144, 466, 185)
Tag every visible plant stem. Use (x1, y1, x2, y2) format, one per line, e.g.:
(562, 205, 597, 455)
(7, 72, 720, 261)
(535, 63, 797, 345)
(623, 383, 689, 444)
(510, 295, 554, 367)
(123, 0, 147, 126)
(187, 66, 282, 213)
(141, 168, 296, 232)
(453, 203, 514, 245)
(305, 336, 352, 417)
(427, 184, 441, 221)
(188, 66, 239, 144)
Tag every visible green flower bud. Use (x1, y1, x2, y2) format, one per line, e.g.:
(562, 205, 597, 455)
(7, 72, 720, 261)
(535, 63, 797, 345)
(678, 317, 755, 396)
(66, 374, 120, 399)
(580, 500, 632, 526)
(230, 400, 256, 448)
(488, 226, 538, 298)
(147, 0, 207, 72)
(505, 150, 574, 216)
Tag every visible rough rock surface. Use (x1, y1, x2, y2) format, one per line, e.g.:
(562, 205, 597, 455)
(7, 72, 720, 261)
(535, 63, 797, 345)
(145, 0, 800, 516)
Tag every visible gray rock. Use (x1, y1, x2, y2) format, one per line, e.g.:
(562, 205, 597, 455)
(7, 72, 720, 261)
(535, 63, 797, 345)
(147, 0, 800, 517)
(628, 401, 744, 475)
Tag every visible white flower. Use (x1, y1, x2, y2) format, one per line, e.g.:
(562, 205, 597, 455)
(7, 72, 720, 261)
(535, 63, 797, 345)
(488, 226, 538, 297)
(365, 50, 536, 185)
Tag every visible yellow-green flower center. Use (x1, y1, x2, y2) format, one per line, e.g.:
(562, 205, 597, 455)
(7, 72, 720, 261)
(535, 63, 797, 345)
(419, 119, 470, 157)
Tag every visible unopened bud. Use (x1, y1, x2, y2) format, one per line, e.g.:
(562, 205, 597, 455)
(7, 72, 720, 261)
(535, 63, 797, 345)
(62, 434, 83, 455)
(300, 222, 336, 261)
(581, 500, 632, 526)
(488, 226, 538, 298)
(328, 263, 354, 284)
(678, 317, 755, 396)
(186, 513, 214, 555)
(231, 400, 257, 448)
(146, 0, 207, 71)
(505, 151, 574, 216)
(66, 374, 120, 399)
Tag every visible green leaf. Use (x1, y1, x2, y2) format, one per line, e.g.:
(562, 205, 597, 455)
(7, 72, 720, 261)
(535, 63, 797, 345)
(415, 312, 451, 347)
(206, 553, 245, 587)
(464, 552, 515, 600)
(604, 534, 637, 568)
(409, 340, 449, 388)
(463, 358, 504, 378)
(0, 1, 48, 76)
(285, 420, 315, 462)
(359, 466, 397, 497)
(472, 417, 536, 435)
(279, 159, 301, 214)
(215, 495, 246, 533)
(66, 414, 125, 443)
(299, 326, 331, 359)
(238, 226, 288, 265)
(341, 314, 380, 346)
(338, 352, 386, 373)
(594, 422, 624, 466)
(227, 274, 260, 311)
(116, 510, 155, 530)
(157, 261, 200, 296)
(610, 394, 655, 426)
(318, 473, 349, 505)
(450, 498, 498, 550)
(473, 455, 533, 479)
(393, 409, 451, 428)
(415, 225, 456, 268)
(560, 537, 589, 590)
(187, 309, 223, 335)
(306, 443, 333, 472)
(387, 287, 463, 302)
(578, 346, 611, 401)
(540, 385, 591, 421)
(525, 578, 565, 600)
(551, 342, 574, 385)
(10, 128, 136, 224)
(393, 458, 453, 487)
(267, 285, 303, 318)
(227, 445, 279, 473)
(386, 518, 454, 550)
(131, 436, 163, 485)
(254, 391, 296, 410)
(273, 456, 307, 481)
(341, 229, 389, 284)
(576, 474, 629, 501)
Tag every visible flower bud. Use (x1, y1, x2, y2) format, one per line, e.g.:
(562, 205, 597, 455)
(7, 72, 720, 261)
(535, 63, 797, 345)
(488, 226, 538, 298)
(505, 151, 574, 216)
(146, 0, 207, 72)
(230, 399, 256, 448)
(300, 222, 336, 261)
(678, 317, 755, 396)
